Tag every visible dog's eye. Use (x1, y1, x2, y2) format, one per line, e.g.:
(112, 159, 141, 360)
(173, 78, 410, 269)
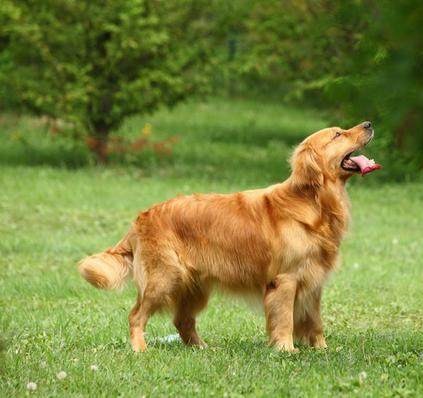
(333, 132, 342, 139)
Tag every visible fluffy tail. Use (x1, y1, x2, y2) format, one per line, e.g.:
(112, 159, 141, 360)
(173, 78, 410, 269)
(78, 227, 136, 290)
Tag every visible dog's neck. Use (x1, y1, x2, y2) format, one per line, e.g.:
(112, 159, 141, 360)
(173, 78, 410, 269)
(316, 178, 351, 239)
(272, 175, 351, 244)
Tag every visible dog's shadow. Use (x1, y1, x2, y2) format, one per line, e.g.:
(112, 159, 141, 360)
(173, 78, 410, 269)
(146, 330, 423, 360)
(146, 334, 293, 358)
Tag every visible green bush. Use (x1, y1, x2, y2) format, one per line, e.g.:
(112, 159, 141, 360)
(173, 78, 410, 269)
(209, 0, 423, 177)
(0, 0, 212, 162)
(317, 1, 423, 176)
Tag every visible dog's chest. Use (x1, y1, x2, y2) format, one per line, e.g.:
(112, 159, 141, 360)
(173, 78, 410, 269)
(274, 219, 341, 288)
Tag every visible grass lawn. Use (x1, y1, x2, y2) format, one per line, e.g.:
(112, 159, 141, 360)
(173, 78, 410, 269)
(1, 98, 423, 397)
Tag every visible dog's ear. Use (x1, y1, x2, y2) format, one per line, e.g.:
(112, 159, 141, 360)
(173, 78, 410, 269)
(290, 143, 323, 189)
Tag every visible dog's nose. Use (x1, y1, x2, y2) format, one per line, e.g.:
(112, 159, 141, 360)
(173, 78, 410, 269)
(362, 121, 372, 129)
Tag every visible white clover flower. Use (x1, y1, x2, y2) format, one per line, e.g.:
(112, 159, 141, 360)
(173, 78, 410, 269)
(56, 371, 67, 380)
(26, 382, 37, 391)
(90, 364, 98, 371)
(358, 371, 367, 385)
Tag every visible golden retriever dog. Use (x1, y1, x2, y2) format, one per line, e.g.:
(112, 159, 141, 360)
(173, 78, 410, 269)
(78, 121, 381, 353)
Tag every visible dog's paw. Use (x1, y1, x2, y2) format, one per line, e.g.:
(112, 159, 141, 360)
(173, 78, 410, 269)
(311, 334, 327, 349)
(131, 337, 147, 353)
(274, 341, 299, 353)
(189, 339, 208, 349)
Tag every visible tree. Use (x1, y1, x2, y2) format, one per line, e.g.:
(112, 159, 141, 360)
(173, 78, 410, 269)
(212, 0, 423, 175)
(322, 0, 423, 163)
(0, 0, 212, 162)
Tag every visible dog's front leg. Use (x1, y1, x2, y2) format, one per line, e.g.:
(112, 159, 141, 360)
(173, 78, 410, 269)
(264, 273, 298, 353)
(294, 288, 327, 349)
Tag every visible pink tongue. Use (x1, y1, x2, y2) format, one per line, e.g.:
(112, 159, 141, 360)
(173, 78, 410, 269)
(350, 155, 382, 175)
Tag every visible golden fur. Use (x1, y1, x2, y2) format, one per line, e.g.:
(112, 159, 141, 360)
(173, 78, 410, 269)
(79, 122, 374, 352)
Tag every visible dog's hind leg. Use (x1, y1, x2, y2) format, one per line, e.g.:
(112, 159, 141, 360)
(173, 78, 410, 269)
(128, 293, 157, 352)
(173, 286, 210, 348)
(128, 245, 162, 353)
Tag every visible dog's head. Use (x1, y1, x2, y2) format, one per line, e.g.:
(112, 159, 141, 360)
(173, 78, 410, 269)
(290, 121, 381, 188)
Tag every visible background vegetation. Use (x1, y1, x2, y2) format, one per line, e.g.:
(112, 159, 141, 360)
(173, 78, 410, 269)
(0, 0, 422, 176)
(210, 0, 423, 177)
(1, 1, 422, 397)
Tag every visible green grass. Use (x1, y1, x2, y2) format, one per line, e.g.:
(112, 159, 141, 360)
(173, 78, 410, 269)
(0, 98, 328, 184)
(1, 98, 423, 397)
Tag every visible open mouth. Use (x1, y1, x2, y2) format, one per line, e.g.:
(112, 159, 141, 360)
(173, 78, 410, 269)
(341, 152, 382, 175)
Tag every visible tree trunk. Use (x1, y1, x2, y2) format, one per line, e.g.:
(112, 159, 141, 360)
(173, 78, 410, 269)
(86, 126, 109, 164)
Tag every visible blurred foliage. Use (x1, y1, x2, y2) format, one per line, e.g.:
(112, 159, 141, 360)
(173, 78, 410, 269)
(210, 0, 423, 174)
(0, 0, 212, 161)
(0, 0, 422, 176)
